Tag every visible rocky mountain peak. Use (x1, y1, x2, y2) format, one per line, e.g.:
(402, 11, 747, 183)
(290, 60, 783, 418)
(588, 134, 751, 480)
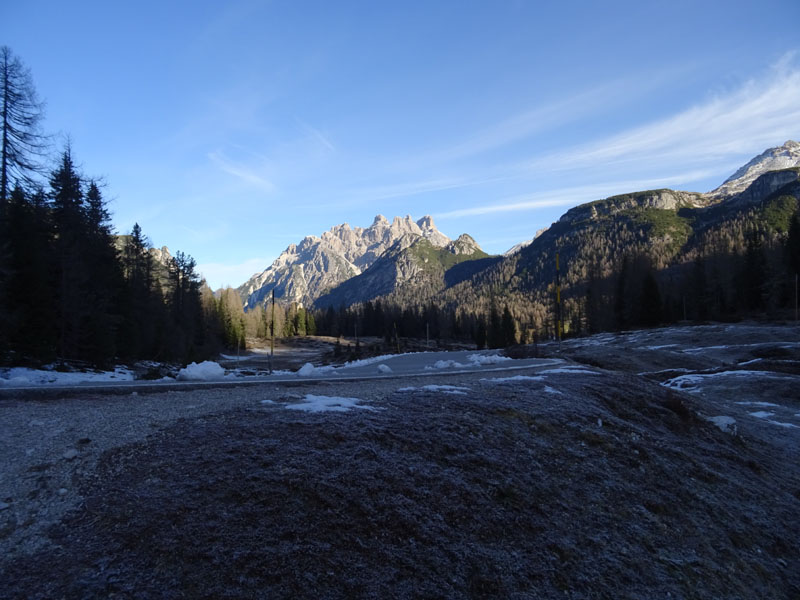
(448, 233, 482, 255)
(709, 140, 800, 199)
(237, 214, 455, 308)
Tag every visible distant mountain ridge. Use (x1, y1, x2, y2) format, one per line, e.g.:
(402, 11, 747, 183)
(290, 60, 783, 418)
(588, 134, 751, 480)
(708, 140, 800, 198)
(238, 215, 456, 309)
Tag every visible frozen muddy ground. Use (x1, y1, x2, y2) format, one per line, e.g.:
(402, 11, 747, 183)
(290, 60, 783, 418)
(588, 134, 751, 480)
(1, 322, 799, 599)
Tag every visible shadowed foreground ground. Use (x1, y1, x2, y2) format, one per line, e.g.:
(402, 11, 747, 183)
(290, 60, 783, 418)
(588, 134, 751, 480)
(2, 325, 799, 598)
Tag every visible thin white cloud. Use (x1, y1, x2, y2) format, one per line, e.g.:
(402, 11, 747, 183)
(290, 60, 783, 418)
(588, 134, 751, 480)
(422, 64, 700, 165)
(208, 151, 276, 192)
(438, 169, 717, 218)
(527, 55, 800, 175)
(297, 118, 336, 152)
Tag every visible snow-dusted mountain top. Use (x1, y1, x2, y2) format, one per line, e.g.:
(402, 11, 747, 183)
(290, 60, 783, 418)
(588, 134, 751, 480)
(709, 140, 800, 198)
(237, 214, 452, 308)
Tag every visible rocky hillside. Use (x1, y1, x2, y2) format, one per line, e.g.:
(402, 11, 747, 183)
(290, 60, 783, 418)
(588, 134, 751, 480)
(237, 215, 453, 309)
(708, 139, 800, 199)
(315, 233, 489, 308)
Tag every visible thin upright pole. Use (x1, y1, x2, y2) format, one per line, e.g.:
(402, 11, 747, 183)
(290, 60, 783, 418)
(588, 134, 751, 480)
(556, 252, 562, 349)
(270, 289, 275, 375)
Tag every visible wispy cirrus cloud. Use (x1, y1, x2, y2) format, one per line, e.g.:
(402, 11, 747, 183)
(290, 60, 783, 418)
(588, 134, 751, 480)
(207, 150, 276, 192)
(437, 169, 718, 218)
(296, 118, 336, 152)
(528, 54, 800, 174)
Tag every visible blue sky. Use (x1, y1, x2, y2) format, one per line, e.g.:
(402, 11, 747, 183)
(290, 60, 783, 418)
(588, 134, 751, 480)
(3, 0, 800, 289)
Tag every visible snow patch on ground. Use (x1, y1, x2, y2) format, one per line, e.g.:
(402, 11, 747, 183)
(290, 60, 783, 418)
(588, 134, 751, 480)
(397, 385, 471, 395)
(480, 375, 544, 385)
(284, 394, 375, 413)
(736, 401, 781, 407)
(340, 353, 416, 369)
(766, 420, 799, 429)
(426, 359, 466, 370)
(544, 386, 563, 395)
(662, 370, 792, 392)
(297, 363, 336, 377)
(177, 361, 225, 381)
(424, 353, 510, 371)
(749, 411, 776, 419)
(377, 364, 392, 374)
(0, 366, 134, 387)
(539, 368, 600, 376)
(705, 415, 737, 434)
(466, 353, 511, 365)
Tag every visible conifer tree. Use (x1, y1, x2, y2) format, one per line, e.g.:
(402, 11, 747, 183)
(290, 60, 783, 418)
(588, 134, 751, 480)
(0, 47, 48, 203)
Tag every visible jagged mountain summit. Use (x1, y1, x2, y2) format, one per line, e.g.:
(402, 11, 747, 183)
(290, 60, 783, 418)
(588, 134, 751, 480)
(237, 215, 453, 309)
(315, 233, 490, 308)
(708, 140, 800, 199)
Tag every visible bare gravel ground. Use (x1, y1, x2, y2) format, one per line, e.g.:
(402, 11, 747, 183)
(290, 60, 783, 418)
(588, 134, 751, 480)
(1, 323, 799, 599)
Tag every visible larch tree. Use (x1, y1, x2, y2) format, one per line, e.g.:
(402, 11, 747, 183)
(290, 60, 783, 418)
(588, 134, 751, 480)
(1, 46, 48, 203)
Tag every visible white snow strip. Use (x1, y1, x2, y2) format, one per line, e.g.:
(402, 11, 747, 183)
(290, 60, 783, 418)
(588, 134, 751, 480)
(544, 385, 563, 395)
(540, 368, 600, 376)
(737, 358, 763, 366)
(766, 420, 800, 429)
(177, 361, 225, 381)
(220, 354, 256, 361)
(340, 352, 416, 369)
(397, 384, 471, 395)
(749, 411, 775, 419)
(0, 366, 135, 387)
(425, 359, 467, 370)
(735, 401, 781, 407)
(377, 364, 392, 374)
(260, 399, 276, 404)
(637, 367, 693, 376)
(705, 415, 737, 434)
(466, 353, 512, 365)
(284, 394, 374, 413)
(480, 375, 544, 385)
(662, 370, 794, 392)
(643, 344, 678, 351)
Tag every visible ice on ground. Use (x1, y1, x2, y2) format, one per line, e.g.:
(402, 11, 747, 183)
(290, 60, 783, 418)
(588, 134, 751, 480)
(377, 364, 392, 374)
(749, 411, 775, 419)
(397, 385, 471, 395)
(0, 366, 134, 387)
(705, 415, 737, 434)
(284, 394, 374, 413)
(466, 353, 511, 365)
(480, 375, 544, 385)
(297, 363, 335, 377)
(177, 361, 225, 381)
